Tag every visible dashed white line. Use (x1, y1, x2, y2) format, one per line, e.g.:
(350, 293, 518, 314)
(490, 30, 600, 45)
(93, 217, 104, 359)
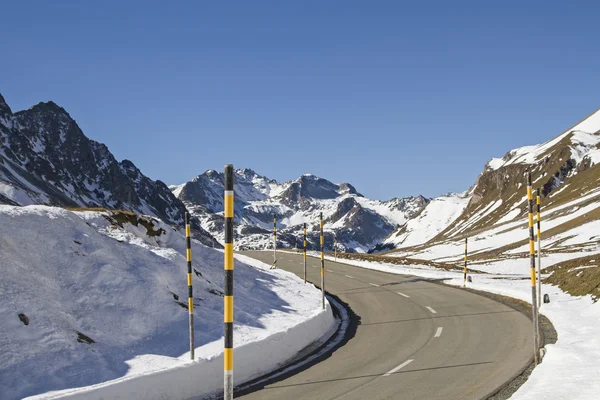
(344, 275, 354, 279)
(369, 283, 380, 287)
(426, 306, 437, 314)
(397, 292, 410, 298)
(383, 359, 414, 377)
(434, 327, 443, 338)
(327, 269, 334, 272)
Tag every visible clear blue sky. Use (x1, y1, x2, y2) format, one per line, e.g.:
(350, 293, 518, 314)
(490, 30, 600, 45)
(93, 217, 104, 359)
(2, 1, 599, 200)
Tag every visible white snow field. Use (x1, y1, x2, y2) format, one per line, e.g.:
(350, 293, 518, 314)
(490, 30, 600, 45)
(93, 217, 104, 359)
(0, 206, 334, 400)
(317, 253, 600, 400)
(382, 193, 470, 249)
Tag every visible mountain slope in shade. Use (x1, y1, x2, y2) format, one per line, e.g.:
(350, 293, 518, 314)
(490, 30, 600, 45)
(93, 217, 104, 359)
(0, 93, 189, 226)
(174, 169, 429, 253)
(378, 107, 600, 270)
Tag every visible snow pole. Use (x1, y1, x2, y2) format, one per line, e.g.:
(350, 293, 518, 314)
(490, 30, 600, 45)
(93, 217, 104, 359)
(303, 223, 307, 283)
(320, 212, 325, 310)
(185, 212, 194, 360)
(537, 189, 542, 309)
(527, 171, 540, 365)
(334, 235, 337, 262)
(274, 214, 277, 262)
(223, 165, 235, 400)
(463, 237, 468, 287)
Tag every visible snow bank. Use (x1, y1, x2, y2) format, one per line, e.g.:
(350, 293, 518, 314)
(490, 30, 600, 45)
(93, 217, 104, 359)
(319, 254, 600, 400)
(37, 300, 334, 400)
(0, 206, 334, 400)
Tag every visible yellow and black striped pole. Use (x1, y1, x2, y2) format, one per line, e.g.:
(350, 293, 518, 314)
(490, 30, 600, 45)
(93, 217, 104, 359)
(320, 212, 325, 310)
(271, 214, 277, 269)
(303, 223, 307, 283)
(334, 234, 337, 262)
(185, 212, 194, 360)
(536, 188, 542, 309)
(223, 165, 235, 399)
(463, 237, 468, 287)
(527, 171, 540, 365)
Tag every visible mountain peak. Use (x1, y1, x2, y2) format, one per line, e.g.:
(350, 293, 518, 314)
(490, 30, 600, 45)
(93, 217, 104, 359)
(29, 100, 71, 116)
(0, 92, 12, 118)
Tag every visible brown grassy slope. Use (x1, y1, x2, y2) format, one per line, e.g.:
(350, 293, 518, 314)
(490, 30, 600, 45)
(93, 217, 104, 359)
(384, 133, 600, 257)
(327, 252, 485, 273)
(66, 207, 167, 237)
(543, 254, 600, 301)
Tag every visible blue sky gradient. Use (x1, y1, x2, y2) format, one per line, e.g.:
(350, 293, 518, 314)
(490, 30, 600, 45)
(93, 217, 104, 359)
(2, 1, 599, 199)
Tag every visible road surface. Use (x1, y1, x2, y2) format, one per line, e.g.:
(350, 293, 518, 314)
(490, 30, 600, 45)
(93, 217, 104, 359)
(237, 251, 532, 400)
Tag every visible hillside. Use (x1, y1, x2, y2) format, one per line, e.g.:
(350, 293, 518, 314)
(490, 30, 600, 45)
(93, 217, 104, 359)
(374, 107, 600, 297)
(0, 206, 331, 400)
(172, 169, 429, 253)
(0, 93, 187, 225)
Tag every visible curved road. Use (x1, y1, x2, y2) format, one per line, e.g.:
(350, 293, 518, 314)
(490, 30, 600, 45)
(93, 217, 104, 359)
(239, 251, 532, 400)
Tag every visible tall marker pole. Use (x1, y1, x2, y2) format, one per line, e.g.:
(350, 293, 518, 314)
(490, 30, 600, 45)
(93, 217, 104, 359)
(527, 171, 540, 365)
(537, 189, 542, 309)
(463, 237, 468, 287)
(185, 212, 194, 360)
(223, 165, 235, 400)
(334, 234, 337, 262)
(272, 214, 277, 269)
(303, 223, 307, 283)
(320, 212, 325, 310)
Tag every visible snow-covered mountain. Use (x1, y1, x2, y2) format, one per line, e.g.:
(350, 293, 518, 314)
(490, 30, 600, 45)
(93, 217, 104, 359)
(377, 107, 600, 270)
(0, 93, 187, 225)
(173, 169, 429, 253)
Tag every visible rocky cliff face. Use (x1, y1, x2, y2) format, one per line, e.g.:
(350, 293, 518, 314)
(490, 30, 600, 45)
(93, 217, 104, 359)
(0, 93, 214, 245)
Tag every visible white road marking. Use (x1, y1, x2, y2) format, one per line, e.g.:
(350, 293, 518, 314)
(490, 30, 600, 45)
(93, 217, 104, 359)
(345, 275, 354, 279)
(327, 269, 334, 272)
(383, 359, 414, 377)
(426, 306, 437, 314)
(434, 327, 443, 338)
(397, 292, 410, 298)
(369, 283, 380, 287)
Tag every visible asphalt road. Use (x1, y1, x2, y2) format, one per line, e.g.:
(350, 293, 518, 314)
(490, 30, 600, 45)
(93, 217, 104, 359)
(238, 251, 533, 400)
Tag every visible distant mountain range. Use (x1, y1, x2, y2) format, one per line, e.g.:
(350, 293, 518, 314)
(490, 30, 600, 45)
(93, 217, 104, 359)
(171, 170, 429, 252)
(0, 92, 429, 252)
(6, 91, 596, 257)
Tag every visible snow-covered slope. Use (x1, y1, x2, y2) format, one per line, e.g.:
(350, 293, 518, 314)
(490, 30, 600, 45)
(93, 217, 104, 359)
(0, 206, 332, 400)
(174, 169, 429, 253)
(486, 108, 600, 171)
(378, 107, 600, 256)
(377, 193, 470, 251)
(0, 93, 189, 226)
